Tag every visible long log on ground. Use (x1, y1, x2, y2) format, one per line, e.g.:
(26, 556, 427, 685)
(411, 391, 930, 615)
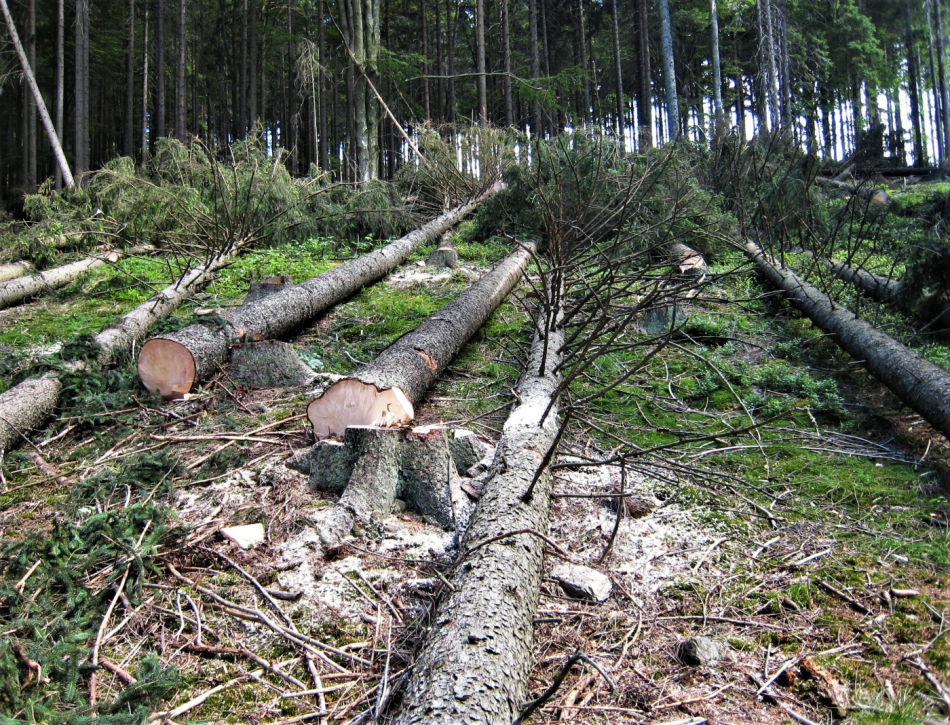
(744, 240, 950, 439)
(0, 260, 34, 283)
(138, 190, 497, 399)
(393, 314, 565, 725)
(815, 176, 891, 205)
(307, 239, 536, 440)
(826, 258, 906, 308)
(0, 245, 151, 311)
(0, 251, 241, 455)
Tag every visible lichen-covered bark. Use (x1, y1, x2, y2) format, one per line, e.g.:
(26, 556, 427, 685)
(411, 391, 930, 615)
(393, 316, 565, 725)
(140, 194, 494, 396)
(0, 376, 63, 453)
(0, 260, 34, 283)
(352, 240, 536, 405)
(746, 240, 950, 439)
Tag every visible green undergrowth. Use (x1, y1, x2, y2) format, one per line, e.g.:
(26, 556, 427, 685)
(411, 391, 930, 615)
(0, 450, 183, 723)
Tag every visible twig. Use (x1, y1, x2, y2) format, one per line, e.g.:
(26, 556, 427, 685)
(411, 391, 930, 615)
(906, 657, 950, 714)
(148, 670, 263, 721)
(512, 651, 615, 725)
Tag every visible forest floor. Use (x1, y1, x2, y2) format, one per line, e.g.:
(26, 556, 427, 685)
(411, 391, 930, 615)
(1, 190, 949, 725)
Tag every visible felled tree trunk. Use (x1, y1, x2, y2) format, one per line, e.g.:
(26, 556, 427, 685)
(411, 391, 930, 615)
(825, 258, 906, 309)
(307, 239, 536, 440)
(139, 192, 496, 399)
(0, 376, 62, 454)
(393, 314, 565, 725)
(745, 240, 950, 439)
(0, 246, 150, 311)
(95, 250, 241, 365)
(670, 242, 707, 278)
(0, 251, 239, 455)
(0, 260, 34, 283)
(815, 176, 891, 205)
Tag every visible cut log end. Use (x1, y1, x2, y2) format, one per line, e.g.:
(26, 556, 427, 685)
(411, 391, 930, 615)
(307, 378, 414, 441)
(138, 338, 197, 399)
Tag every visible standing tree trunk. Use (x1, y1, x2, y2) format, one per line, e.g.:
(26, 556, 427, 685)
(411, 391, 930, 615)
(141, 3, 149, 155)
(239, 0, 247, 134)
(576, 0, 591, 126)
(658, 0, 679, 141)
(317, 0, 328, 170)
(421, 0, 430, 119)
(905, 0, 927, 167)
(139, 192, 497, 398)
(175, 0, 186, 140)
(55, 0, 64, 187)
(393, 311, 564, 725)
(155, 0, 165, 139)
(124, 0, 135, 156)
(475, 0, 487, 126)
(0, 0, 74, 187)
(75, 0, 90, 171)
(936, 0, 950, 164)
(636, 0, 652, 148)
(339, 0, 381, 181)
(500, 0, 513, 127)
(611, 0, 624, 143)
(249, 0, 257, 127)
(25, 0, 35, 189)
(711, 0, 724, 140)
(529, 0, 541, 136)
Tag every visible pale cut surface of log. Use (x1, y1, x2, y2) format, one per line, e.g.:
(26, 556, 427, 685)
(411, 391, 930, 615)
(307, 240, 536, 439)
(745, 240, 950, 439)
(0, 376, 63, 453)
(0, 260, 33, 283)
(0, 245, 151, 311)
(138, 192, 496, 398)
(308, 379, 414, 440)
(670, 242, 707, 277)
(393, 318, 565, 725)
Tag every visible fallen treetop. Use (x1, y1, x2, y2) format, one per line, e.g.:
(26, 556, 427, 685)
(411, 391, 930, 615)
(744, 239, 950, 440)
(307, 238, 537, 440)
(138, 187, 499, 399)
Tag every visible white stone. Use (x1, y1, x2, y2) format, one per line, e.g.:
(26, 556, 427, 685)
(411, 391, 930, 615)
(220, 523, 266, 549)
(551, 563, 612, 602)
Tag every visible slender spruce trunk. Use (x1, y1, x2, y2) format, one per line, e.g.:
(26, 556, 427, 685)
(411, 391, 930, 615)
(125, 0, 135, 156)
(175, 0, 186, 140)
(155, 0, 165, 140)
(905, 0, 927, 166)
(475, 0, 487, 125)
(659, 0, 679, 140)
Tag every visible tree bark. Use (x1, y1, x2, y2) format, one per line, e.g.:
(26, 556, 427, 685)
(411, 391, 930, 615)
(393, 312, 564, 725)
(905, 0, 927, 167)
(76, 0, 89, 172)
(475, 0, 487, 126)
(0, 246, 151, 311)
(124, 0, 135, 156)
(711, 0, 724, 139)
(745, 240, 950, 440)
(0, 376, 63, 455)
(175, 0, 186, 140)
(814, 176, 891, 205)
(307, 238, 535, 439)
(936, 0, 950, 163)
(0, 0, 74, 187)
(55, 0, 64, 187)
(611, 0, 624, 143)
(0, 260, 34, 283)
(139, 191, 497, 398)
(658, 0, 678, 141)
(636, 0, 652, 149)
(25, 0, 35, 189)
(529, 0, 541, 136)
(500, 0, 513, 127)
(156, 0, 165, 140)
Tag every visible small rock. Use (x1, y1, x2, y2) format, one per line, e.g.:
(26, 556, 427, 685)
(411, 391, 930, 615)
(221, 523, 266, 549)
(679, 636, 723, 666)
(551, 563, 612, 602)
